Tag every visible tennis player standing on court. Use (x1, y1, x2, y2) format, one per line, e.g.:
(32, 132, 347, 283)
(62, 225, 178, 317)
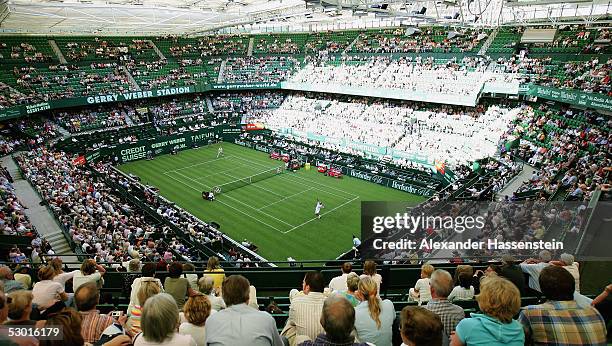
(217, 145, 224, 158)
(315, 199, 325, 219)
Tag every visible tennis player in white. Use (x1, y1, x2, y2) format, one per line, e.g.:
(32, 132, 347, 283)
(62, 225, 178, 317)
(217, 146, 224, 158)
(315, 200, 325, 219)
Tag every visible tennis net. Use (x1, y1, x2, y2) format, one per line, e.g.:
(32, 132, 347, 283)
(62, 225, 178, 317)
(212, 166, 284, 194)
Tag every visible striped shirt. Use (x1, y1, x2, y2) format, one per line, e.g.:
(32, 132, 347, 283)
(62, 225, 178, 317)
(448, 286, 475, 302)
(518, 300, 607, 346)
(425, 299, 465, 337)
(127, 305, 143, 336)
(288, 292, 327, 341)
(80, 310, 115, 343)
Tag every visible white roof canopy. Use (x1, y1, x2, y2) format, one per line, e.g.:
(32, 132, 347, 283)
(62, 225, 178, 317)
(0, 0, 610, 35)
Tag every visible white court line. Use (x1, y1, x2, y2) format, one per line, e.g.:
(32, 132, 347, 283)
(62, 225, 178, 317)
(174, 171, 295, 228)
(281, 173, 360, 199)
(276, 174, 355, 200)
(229, 154, 359, 199)
(282, 196, 360, 234)
(163, 171, 285, 233)
(195, 166, 245, 181)
(258, 187, 315, 211)
(163, 155, 233, 174)
(220, 171, 285, 199)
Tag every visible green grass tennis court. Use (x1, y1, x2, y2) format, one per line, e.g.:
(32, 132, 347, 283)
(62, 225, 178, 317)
(119, 143, 426, 261)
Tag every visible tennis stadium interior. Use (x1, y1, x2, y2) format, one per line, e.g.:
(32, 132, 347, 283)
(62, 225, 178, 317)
(0, 0, 611, 344)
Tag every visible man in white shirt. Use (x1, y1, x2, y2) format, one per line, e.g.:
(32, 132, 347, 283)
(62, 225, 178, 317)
(128, 263, 164, 312)
(73, 259, 106, 292)
(314, 200, 324, 219)
(328, 262, 356, 293)
(520, 250, 552, 294)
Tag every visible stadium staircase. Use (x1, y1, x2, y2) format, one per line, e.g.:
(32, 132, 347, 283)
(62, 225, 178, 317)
(343, 35, 361, 54)
(496, 163, 536, 198)
(478, 28, 498, 56)
(124, 113, 135, 126)
(48, 39, 67, 64)
(2, 155, 76, 264)
(120, 65, 142, 91)
(247, 37, 255, 56)
(147, 39, 166, 60)
(205, 96, 215, 113)
(55, 125, 71, 137)
(217, 59, 228, 83)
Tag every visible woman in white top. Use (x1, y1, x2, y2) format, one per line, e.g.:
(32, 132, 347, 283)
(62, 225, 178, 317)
(129, 263, 164, 313)
(134, 293, 196, 346)
(32, 266, 68, 310)
(448, 272, 475, 302)
(179, 295, 211, 346)
(49, 258, 79, 286)
(183, 263, 199, 291)
(72, 259, 106, 292)
(360, 260, 382, 294)
(409, 264, 434, 304)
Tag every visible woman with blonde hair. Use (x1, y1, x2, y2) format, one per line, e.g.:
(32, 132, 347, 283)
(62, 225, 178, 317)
(203, 257, 225, 294)
(5, 290, 38, 325)
(127, 280, 162, 336)
(32, 265, 69, 316)
(340, 272, 360, 307)
(179, 295, 212, 346)
(451, 277, 524, 346)
(354, 276, 395, 346)
(409, 263, 434, 304)
(198, 276, 226, 311)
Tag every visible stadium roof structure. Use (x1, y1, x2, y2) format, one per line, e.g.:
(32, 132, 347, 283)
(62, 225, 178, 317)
(0, 0, 610, 35)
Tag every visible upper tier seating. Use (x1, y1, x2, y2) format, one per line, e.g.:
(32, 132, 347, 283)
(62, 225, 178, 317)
(126, 59, 210, 89)
(252, 33, 309, 54)
(54, 37, 158, 62)
(304, 31, 360, 53)
(222, 56, 300, 83)
(155, 35, 249, 57)
(348, 27, 487, 54)
(14, 63, 131, 101)
(0, 36, 56, 63)
(487, 27, 522, 56)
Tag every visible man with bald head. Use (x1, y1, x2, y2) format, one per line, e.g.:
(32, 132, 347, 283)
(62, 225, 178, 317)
(75, 281, 122, 343)
(424, 269, 464, 340)
(298, 296, 370, 346)
(0, 265, 24, 293)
